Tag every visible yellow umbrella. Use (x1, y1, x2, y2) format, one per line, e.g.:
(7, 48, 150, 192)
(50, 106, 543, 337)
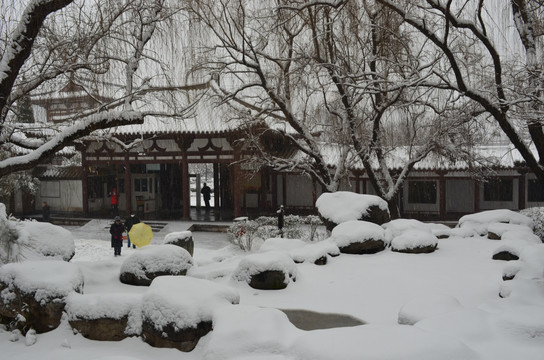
(128, 222, 153, 247)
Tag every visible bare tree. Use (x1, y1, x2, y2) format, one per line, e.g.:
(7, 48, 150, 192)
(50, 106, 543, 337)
(0, 0, 209, 179)
(376, 0, 544, 183)
(189, 0, 480, 217)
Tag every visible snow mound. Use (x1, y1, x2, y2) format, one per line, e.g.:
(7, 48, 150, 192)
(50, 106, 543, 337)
(382, 219, 451, 242)
(398, 293, 463, 325)
(259, 238, 307, 252)
(232, 251, 297, 284)
(391, 229, 438, 252)
(0, 260, 83, 301)
(204, 305, 299, 359)
(17, 221, 75, 261)
(315, 191, 389, 224)
(487, 222, 533, 237)
(141, 276, 239, 329)
(330, 220, 385, 247)
(459, 209, 533, 229)
(120, 244, 193, 279)
(289, 239, 340, 263)
(501, 230, 542, 244)
(291, 324, 480, 360)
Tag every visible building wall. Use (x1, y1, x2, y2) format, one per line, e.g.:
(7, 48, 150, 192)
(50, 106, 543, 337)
(445, 179, 475, 213)
(286, 174, 314, 207)
(37, 180, 83, 213)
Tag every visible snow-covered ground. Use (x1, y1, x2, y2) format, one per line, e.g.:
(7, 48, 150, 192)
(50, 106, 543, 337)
(1, 214, 544, 360)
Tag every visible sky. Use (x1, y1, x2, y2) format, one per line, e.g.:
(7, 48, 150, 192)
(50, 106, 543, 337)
(1, 207, 544, 360)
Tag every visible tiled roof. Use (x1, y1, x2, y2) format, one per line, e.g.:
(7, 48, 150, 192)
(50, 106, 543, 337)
(33, 166, 83, 180)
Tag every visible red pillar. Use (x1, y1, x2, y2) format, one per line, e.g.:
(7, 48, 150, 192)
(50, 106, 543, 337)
(474, 180, 480, 213)
(213, 163, 220, 210)
(182, 158, 190, 219)
(124, 157, 131, 215)
(82, 162, 89, 216)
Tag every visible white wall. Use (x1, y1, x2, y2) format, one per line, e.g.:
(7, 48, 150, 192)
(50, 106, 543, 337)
(38, 180, 83, 212)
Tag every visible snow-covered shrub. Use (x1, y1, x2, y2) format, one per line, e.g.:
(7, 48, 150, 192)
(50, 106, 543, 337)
(0, 203, 24, 265)
(227, 215, 325, 251)
(227, 220, 260, 251)
(520, 207, 544, 242)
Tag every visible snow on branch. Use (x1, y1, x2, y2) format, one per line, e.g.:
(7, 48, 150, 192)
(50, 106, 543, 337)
(0, 110, 142, 177)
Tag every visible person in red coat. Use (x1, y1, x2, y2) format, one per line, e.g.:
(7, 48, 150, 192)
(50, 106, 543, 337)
(110, 187, 119, 217)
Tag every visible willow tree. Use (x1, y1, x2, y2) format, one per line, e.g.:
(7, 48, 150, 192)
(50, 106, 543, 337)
(376, 0, 544, 183)
(188, 0, 481, 217)
(0, 0, 209, 179)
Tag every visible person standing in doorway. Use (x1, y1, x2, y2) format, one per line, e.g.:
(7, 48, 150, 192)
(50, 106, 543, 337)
(42, 201, 51, 222)
(109, 187, 119, 217)
(201, 183, 211, 211)
(124, 212, 140, 248)
(110, 216, 124, 256)
(277, 205, 285, 238)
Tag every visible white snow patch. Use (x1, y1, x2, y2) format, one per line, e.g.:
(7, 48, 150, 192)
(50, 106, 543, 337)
(398, 293, 463, 325)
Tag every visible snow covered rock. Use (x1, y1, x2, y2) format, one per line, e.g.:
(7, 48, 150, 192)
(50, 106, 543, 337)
(232, 251, 297, 290)
(486, 222, 534, 240)
(18, 221, 75, 262)
(502, 264, 520, 281)
(459, 209, 533, 229)
(141, 276, 239, 352)
(0, 260, 83, 333)
(289, 239, 340, 265)
(316, 191, 390, 231)
(66, 293, 142, 341)
(492, 246, 520, 261)
(391, 229, 438, 254)
(330, 220, 386, 254)
(163, 231, 194, 256)
(119, 244, 194, 286)
(382, 219, 451, 241)
(398, 294, 463, 325)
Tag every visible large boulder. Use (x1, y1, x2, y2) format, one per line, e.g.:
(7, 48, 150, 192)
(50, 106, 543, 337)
(141, 276, 239, 352)
(330, 220, 386, 255)
(0, 260, 83, 333)
(316, 191, 390, 231)
(232, 251, 297, 290)
(66, 293, 142, 341)
(120, 244, 194, 286)
(164, 231, 194, 256)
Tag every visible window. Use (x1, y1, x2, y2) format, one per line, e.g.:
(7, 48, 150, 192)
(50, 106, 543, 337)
(528, 179, 544, 202)
(483, 179, 513, 201)
(408, 181, 437, 204)
(135, 179, 141, 192)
